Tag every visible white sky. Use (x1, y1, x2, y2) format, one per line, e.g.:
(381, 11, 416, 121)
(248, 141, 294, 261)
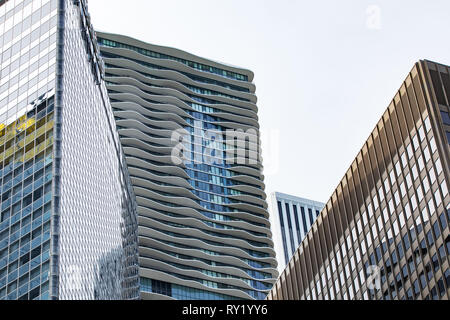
(89, 0, 450, 204)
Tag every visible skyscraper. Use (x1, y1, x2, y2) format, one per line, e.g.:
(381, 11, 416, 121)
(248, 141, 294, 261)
(267, 60, 449, 300)
(96, 31, 279, 300)
(0, 0, 139, 300)
(270, 192, 324, 272)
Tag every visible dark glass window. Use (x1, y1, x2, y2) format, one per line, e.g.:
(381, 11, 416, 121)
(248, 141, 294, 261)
(413, 280, 420, 297)
(402, 265, 409, 279)
(369, 253, 376, 266)
(406, 288, 413, 300)
(419, 272, 426, 289)
(437, 278, 445, 297)
(403, 234, 410, 250)
(285, 203, 296, 253)
(430, 70, 447, 105)
(397, 243, 404, 259)
(439, 212, 448, 230)
(408, 257, 415, 273)
(395, 273, 403, 290)
(425, 263, 433, 281)
(293, 205, 301, 242)
(300, 207, 307, 233)
(440, 111, 450, 125)
(427, 231, 434, 246)
(308, 208, 314, 227)
(277, 201, 289, 265)
(441, 72, 450, 103)
(433, 221, 441, 238)
(151, 279, 172, 296)
(445, 269, 450, 288)
(431, 286, 438, 300)
(438, 245, 446, 259)
(285, 203, 292, 229)
(278, 201, 284, 228)
(432, 254, 440, 271)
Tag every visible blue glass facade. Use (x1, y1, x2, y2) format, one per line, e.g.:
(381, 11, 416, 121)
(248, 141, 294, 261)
(0, 0, 139, 300)
(0, 96, 54, 300)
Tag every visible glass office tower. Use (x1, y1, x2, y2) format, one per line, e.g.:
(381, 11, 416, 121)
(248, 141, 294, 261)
(0, 0, 139, 300)
(267, 60, 449, 300)
(270, 192, 324, 272)
(96, 31, 279, 300)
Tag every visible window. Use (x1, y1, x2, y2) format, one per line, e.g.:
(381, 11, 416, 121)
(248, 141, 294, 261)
(362, 211, 368, 226)
(432, 254, 439, 271)
(412, 134, 419, 150)
(435, 158, 443, 174)
(393, 219, 400, 236)
(406, 288, 413, 299)
(399, 212, 405, 228)
(361, 240, 366, 255)
(413, 279, 420, 297)
(411, 164, 418, 181)
(405, 173, 412, 190)
(389, 170, 395, 186)
(401, 152, 408, 168)
(424, 117, 431, 132)
(437, 278, 445, 297)
(424, 146, 431, 162)
(439, 212, 448, 230)
(308, 208, 314, 227)
(406, 144, 413, 159)
(417, 186, 424, 203)
(418, 125, 425, 141)
(417, 155, 424, 172)
(357, 219, 362, 235)
(394, 191, 400, 206)
(400, 182, 406, 198)
(440, 111, 450, 125)
(368, 205, 374, 218)
(356, 248, 361, 263)
(395, 161, 401, 177)
(373, 195, 379, 210)
(379, 186, 385, 201)
(419, 272, 427, 289)
(441, 180, 449, 198)
(331, 258, 336, 273)
(428, 198, 435, 216)
(300, 207, 307, 235)
(423, 176, 430, 193)
(429, 168, 436, 184)
(411, 194, 417, 211)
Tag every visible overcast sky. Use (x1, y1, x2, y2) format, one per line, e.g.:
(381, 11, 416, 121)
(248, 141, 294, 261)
(89, 0, 450, 204)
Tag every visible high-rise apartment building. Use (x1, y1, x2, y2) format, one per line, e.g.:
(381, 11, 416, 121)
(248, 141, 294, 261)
(96, 31, 279, 300)
(267, 60, 450, 300)
(270, 192, 324, 272)
(0, 0, 139, 300)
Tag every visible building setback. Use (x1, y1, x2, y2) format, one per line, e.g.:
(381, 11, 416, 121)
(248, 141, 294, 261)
(267, 60, 450, 300)
(270, 192, 324, 272)
(96, 32, 278, 300)
(0, 0, 139, 300)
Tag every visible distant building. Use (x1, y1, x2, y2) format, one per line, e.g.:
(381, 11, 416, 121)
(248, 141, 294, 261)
(270, 192, 324, 272)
